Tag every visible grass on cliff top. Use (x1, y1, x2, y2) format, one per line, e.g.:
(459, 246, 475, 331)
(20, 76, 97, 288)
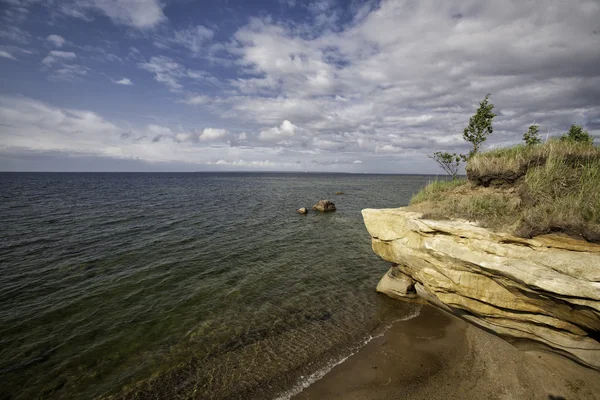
(410, 139, 600, 242)
(467, 139, 600, 184)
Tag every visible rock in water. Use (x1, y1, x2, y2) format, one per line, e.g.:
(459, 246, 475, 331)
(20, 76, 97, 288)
(312, 200, 336, 212)
(336, 191, 344, 195)
(362, 207, 600, 370)
(376, 266, 417, 299)
(296, 207, 308, 214)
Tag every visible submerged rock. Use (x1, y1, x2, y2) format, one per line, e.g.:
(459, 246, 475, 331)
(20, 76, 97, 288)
(312, 200, 336, 212)
(336, 191, 344, 195)
(363, 207, 600, 370)
(296, 207, 308, 215)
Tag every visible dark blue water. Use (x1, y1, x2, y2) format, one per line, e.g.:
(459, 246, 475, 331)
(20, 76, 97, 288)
(0, 172, 436, 399)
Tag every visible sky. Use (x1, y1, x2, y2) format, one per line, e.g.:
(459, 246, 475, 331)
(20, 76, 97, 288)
(0, 0, 599, 173)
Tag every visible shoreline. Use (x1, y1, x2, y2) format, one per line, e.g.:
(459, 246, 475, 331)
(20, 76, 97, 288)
(292, 304, 600, 400)
(274, 305, 423, 400)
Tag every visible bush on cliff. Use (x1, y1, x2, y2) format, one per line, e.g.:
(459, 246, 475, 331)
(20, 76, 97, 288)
(561, 124, 594, 145)
(462, 94, 497, 159)
(410, 139, 600, 242)
(523, 124, 541, 146)
(430, 94, 497, 179)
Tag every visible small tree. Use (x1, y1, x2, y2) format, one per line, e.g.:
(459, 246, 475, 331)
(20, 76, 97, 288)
(463, 94, 496, 158)
(561, 124, 593, 145)
(523, 124, 541, 146)
(430, 151, 462, 180)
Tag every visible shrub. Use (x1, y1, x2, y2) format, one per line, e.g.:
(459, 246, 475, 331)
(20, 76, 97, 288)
(523, 124, 541, 146)
(429, 151, 462, 180)
(463, 94, 496, 158)
(561, 124, 593, 145)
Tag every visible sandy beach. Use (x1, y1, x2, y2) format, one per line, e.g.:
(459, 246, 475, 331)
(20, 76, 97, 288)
(293, 304, 600, 400)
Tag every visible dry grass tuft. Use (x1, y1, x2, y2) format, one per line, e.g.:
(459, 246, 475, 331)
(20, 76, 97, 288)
(410, 140, 600, 242)
(467, 140, 599, 187)
(409, 179, 467, 204)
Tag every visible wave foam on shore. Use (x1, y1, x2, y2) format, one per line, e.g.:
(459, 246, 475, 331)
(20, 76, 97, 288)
(274, 305, 422, 400)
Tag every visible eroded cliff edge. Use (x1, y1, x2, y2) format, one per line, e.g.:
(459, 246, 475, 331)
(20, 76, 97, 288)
(362, 207, 600, 369)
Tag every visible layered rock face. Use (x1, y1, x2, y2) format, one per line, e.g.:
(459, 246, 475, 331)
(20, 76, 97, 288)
(363, 208, 600, 369)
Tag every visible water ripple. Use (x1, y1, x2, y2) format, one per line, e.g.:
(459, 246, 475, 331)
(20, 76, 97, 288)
(0, 172, 436, 399)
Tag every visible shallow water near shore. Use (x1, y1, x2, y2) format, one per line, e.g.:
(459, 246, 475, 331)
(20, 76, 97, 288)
(0, 172, 436, 399)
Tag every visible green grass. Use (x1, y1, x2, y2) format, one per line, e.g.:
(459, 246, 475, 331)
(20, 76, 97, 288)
(517, 143, 600, 240)
(467, 139, 600, 186)
(409, 179, 467, 204)
(410, 140, 600, 242)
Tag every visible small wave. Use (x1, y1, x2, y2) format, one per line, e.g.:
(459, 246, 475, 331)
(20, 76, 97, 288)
(273, 305, 422, 400)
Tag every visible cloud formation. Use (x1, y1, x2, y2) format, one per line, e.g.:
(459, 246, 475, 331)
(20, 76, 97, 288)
(59, 0, 166, 28)
(259, 120, 297, 141)
(156, 25, 215, 53)
(42, 50, 76, 66)
(49, 64, 89, 81)
(138, 56, 209, 92)
(1, 0, 599, 172)
(0, 50, 17, 60)
(199, 128, 228, 141)
(112, 77, 133, 85)
(46, 34, 66, 47)
(215, 0, 600, 163)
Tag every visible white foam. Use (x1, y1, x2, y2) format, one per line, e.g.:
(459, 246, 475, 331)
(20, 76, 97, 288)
(273, 305, 422, 400)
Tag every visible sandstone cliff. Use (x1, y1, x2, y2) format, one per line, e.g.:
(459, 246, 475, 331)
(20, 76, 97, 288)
(363, 207, 600, 369)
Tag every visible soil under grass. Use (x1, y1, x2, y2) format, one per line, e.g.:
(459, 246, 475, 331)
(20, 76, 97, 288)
(409, 140, 600, 242)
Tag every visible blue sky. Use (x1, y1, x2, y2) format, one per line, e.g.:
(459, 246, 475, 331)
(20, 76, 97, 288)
(1, 0, 599, 172)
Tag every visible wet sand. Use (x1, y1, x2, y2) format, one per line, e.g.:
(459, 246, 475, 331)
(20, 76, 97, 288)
(293, 305, 600, 400)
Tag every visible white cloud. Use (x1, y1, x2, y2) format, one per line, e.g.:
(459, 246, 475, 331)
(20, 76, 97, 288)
(0, 96, 120, 154)
(42, 50, 76, 66)
(49, 64, 89, 81)
(138, 56, 210, 92)
(168, 25, 214, 53)
(186, 70, 207, 80)
(216, 0, 600, 165)
(183, 95, 210, 105)
(61, 0, 166, 28)
(0, 50, 17, 60)
(0, 45, 33, 57)
(175, 133, 192, 142)
(112, 77, 133, 85)
(147, 124, 172, 138)
(39, 50, 86, 81)
(199, 128, 228, 141)
(0, 26, 30, 44)
(259, 120, 297, 141)
(3, 0, 600, 173)
(376, 144, 403, 154)
(1, 0, 32, 24)
(46, 34, 66, 47)
(0, 96, 315, 170)
(210, 159, 277, 167)
(139, 56, 184, 91)
(81, 44, 122, 63)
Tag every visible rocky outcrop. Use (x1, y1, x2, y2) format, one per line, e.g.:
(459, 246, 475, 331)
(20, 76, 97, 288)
(376, 267, 417, 300)
(313, 200, 336, 212)
(362, 207, 600, 369)
(297, 207, 308, 214)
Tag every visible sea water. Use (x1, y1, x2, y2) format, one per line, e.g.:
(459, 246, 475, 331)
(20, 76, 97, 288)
(0, 172, 437, 399)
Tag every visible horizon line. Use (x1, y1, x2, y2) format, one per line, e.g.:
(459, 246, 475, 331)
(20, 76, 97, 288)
(0, 170, 458, 176)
